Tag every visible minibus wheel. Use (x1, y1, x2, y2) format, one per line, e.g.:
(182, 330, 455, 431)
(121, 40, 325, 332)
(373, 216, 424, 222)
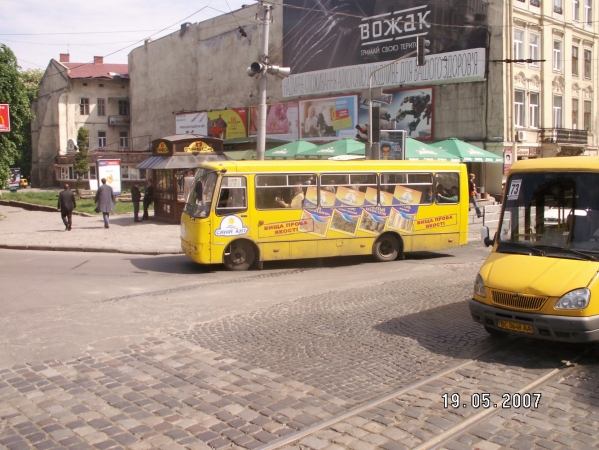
(224, 240, 255, 271)
(373, 234, 400, 262)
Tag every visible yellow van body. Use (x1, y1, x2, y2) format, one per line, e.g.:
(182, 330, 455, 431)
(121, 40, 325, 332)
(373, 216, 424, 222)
(471, 157, 599, 342)
(180, 160, 469, 270)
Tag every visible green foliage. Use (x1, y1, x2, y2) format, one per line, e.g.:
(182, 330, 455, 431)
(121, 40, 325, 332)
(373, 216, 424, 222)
(74, 127, 89, 190)
(0, 45, 33, 188)
(13, 69, 43, 178)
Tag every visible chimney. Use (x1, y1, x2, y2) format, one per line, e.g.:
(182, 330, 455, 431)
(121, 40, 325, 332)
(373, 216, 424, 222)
(59, 53, 70, 63)
(94, 56, 104, 64)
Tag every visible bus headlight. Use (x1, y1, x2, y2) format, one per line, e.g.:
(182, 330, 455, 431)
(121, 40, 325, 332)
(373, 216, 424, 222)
(555, 288, 590, 310)
(473, 274, 486, 298)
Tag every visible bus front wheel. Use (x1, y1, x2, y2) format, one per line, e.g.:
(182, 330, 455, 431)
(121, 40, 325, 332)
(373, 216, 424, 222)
(224, 240, 255, 271)
(373, 234, 400, 262)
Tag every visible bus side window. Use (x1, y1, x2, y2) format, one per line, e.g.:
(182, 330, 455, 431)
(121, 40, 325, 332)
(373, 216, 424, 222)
(434, 173, 460, 204)
(216, 177, 247, 215)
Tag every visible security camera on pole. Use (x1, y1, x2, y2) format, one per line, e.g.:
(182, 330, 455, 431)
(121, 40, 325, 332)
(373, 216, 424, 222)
(247, 2, 290, 161)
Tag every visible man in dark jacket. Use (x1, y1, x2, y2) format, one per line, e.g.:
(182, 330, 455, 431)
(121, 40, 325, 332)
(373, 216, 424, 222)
(131, 182, 141, 222)
(57, 184, 76, 231)
(95, 178, 115, 228)
(142, 180, 154, 220)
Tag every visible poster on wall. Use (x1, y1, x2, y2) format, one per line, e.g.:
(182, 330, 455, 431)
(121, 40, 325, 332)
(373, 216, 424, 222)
(175, 112, 208, 135)
(97, 159, 122, 195)
(207, 108, 247, 141)
(504, 148, 513, 174)
(248, 103, 299, 141)
(8, 168, 20, 191)
(299, 96, 358, 141)
(358, 87, 434, 140)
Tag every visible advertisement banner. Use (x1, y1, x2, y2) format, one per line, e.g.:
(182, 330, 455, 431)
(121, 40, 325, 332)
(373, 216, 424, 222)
(504, 148, 513, 174)
(9, 168, 20, 191)
(380, 131, 406, 160)
(299, 96, 358, 141)
(359, 87, 433, 140)
(283, 0, 488, 75)
(97, 159, 122, 195)
(175, 112, 208, 135)
(0, 104, 10, 132)
(207, 108, 247, 141)
(249, 102, 299, 141)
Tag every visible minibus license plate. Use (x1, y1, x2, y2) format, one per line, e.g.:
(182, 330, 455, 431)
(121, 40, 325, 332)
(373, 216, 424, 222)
(497, 320, 534, 334)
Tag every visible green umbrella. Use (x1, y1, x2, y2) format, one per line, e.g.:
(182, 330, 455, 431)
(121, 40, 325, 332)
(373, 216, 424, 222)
(296, 138, 365, 159)
(435, 138, 503, 163)
(265, 140, 317, 159)
(405, 138, 461, 161)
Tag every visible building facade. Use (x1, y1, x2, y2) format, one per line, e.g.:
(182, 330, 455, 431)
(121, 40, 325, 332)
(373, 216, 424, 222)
(124, 0, 598, 196)
(31, 54, 149, 188)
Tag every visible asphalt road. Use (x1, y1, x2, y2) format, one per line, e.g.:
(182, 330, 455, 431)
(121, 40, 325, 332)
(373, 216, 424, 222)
(0, 244, 490, 367)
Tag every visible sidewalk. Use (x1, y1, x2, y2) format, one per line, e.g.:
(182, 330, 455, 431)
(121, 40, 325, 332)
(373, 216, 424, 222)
(0, 204, 182, 255)
(0, 203, 488, 255)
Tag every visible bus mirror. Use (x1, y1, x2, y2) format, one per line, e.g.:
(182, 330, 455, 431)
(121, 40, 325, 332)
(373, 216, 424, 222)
(481, 226, 494, 247)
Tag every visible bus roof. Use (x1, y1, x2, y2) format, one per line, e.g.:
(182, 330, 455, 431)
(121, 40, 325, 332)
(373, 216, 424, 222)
(509, 156, 599, 173)
(197, 159, 463, 174)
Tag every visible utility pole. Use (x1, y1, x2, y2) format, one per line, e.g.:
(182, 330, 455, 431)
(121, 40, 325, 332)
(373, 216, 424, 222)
(256, 2, 272, 161)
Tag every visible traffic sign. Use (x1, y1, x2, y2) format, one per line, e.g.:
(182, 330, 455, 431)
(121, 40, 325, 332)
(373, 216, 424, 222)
(0, 104, 10, 132)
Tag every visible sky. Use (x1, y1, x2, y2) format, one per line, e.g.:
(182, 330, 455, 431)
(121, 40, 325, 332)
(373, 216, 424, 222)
(2, 0, 255, 71)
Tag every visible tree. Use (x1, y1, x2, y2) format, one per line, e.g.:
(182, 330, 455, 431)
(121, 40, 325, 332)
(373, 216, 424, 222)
(13, 69, 43, 178)
(0, 44, 33, 189)
(74, 127, 89, 191)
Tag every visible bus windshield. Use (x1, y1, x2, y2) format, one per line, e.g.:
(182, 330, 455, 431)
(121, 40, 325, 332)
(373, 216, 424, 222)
(184, 169, 218, 218)
(499, 171, 599, 256)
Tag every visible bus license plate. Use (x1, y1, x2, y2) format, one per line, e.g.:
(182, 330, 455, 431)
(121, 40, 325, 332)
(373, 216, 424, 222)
(497, 320, 534, 334)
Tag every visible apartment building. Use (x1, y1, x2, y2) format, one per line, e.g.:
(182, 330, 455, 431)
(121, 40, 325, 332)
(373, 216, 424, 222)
(505, 0, 598, 161)
(31, 54, 150, 188)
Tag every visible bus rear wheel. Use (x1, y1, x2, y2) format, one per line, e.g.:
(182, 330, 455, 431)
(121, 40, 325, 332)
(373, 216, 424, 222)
(373, 234, 400, 262)
(224, 240, 255, 271)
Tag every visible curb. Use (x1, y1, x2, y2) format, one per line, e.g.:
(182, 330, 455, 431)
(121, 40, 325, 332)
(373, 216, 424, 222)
(0, 243, 182, 255)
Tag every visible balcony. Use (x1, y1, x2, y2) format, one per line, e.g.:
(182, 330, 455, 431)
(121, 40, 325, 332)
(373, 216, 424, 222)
(540, 128, 588, 145)
(108, 115, 131, 126)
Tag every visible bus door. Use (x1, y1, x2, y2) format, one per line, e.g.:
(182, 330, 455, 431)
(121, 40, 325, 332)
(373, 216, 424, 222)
(212, 175, 250, 262)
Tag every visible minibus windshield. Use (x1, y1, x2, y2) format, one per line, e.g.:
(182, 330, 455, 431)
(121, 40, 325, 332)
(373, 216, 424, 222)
(498, 171, 599, 257)
(184, 169, 218, 218)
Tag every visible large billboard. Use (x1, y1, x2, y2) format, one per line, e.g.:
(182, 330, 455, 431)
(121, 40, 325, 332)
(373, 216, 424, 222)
(249, 102, 299, 141)
(207, 108, 247, 140)
(358, 87, 434, 140)
(282, 0, 487, 96)
(176, 112, 208, 135)
(299, 96, 358, 141)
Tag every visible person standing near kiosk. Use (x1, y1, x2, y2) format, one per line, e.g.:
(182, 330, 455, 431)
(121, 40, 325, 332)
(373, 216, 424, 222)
(142, 180, 154, 220)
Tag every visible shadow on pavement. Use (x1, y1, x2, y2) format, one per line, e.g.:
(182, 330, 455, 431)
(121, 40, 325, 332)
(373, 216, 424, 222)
(374, 301, 595, 367)
(128, 254, 217, 275)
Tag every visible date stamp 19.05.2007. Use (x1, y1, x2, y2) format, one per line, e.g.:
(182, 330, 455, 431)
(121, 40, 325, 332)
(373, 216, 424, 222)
(442, 393, 541, 409)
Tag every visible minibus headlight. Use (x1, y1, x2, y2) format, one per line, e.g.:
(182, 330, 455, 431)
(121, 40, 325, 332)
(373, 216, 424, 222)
(555, 288, 590, 310)
(473, 274, 486, 298)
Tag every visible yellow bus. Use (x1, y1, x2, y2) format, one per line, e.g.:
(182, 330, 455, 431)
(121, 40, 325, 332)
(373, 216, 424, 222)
(472, 157, 599, 342)
(181, 160, 469, 270)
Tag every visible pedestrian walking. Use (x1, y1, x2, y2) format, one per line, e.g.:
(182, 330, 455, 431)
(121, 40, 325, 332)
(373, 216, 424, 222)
(142, 180, 154, 220)
(57, 183, 76, 231)
(131, 182, 141, 222)
(95, 178, 115, 228)
(469, 173, 483, 218)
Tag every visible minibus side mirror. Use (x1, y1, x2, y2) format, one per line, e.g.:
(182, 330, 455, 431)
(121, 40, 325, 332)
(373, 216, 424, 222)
(481, 226, 495, 247)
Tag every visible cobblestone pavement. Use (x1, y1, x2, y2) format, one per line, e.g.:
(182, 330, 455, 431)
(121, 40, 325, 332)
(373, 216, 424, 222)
(1, 260, 598, 450)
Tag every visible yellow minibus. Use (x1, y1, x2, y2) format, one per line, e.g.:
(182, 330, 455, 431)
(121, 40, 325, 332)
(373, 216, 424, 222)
(181, 160, 469, 270)
(472, 156, 599, 342)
